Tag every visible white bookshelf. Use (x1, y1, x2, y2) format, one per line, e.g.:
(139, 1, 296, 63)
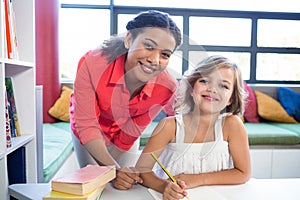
(0, 0, 36, 199)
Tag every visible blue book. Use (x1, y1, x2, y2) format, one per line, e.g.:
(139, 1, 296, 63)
(7, 146, 26, 184)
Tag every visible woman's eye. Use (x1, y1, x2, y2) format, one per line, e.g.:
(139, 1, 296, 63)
(162, 52, 171, 59)
(144, 43, 153, 50)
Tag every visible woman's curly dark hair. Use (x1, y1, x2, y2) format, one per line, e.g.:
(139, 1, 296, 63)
(101, 10, 182, 64)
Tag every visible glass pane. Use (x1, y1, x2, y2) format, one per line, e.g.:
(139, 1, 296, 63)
(113, 0, 300, 12)
(187, 51, 209, 71)
(117, 14, 183, 36)
(60, 0, 109, 4)
(257, 53, 300, 81)
(189, 51, 250, 80)
(190, 17, 252, 46)
(117, 14, 136, 35)
(59, 8, 110, 80)
(258, 19, 300, 48)
(167, 51, 183, 79)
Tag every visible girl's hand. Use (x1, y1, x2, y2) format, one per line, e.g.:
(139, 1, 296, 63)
(174, 174, 196, 188)
(163, 180, 188, 200)
(113, 167, 143, 190)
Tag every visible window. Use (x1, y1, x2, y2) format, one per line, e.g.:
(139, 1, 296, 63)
(189, 17, 252, 47)
(257, 19, 300, 48)
(189, 51, 251, 80)
(59, 1, 300, 84)
(256, 53, 300, 81)
(59, 7, 110, 80)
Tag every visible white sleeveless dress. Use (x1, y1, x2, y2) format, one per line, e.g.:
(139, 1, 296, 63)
(154, 113, 234, 179)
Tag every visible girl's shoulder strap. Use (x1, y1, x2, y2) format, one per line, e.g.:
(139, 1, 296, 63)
(215, 113, 232, 140)
(175, 114, 185, 143)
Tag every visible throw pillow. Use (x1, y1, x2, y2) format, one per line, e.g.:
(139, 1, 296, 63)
(48, 86, 73, 122)
(278, 87, 300, 122)
(243, 82, 260, 123)
(254, 90, 297, 123)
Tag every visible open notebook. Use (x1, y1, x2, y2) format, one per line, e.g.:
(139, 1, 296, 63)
(148, 187, 226, 200)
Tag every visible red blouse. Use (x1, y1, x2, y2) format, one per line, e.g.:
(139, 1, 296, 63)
(70, 50, 177, 151)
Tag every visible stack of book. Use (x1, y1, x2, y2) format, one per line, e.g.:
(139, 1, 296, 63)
(43, 165, 116, 200)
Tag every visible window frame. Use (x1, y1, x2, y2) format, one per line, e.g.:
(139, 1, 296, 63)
(60, 3, 300, 84)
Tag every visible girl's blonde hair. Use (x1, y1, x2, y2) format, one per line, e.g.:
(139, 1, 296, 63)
(174, 55, 246, 115)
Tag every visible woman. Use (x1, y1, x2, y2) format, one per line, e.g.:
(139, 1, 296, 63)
(69, 10, 182, 190)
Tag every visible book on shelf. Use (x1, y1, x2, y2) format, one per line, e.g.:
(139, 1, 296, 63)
(6, 87, 16, 138)
(9, 0, 19, 59)
(43, 183, 105, 200)
(51, 165, 116, 196)
(7, 146, 26, 184)
(5, 77, 20, 136)
(5, 90, 12, 148)
(4, 0, 12, 59)
(4, 0, 19, 59)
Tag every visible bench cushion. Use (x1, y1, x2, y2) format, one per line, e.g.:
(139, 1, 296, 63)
(245, 123, 300, 145)
(269, 123, 300, 137)
(141, 122, 300, 147)
(140, 122, 158, 146)
(43, 123, 73, 182)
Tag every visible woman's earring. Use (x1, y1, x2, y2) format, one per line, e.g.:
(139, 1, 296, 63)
(124, 42, 129, 49)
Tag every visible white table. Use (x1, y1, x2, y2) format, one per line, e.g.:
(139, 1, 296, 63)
(101, 178, 300, 200)
(8, 178, 300, 200)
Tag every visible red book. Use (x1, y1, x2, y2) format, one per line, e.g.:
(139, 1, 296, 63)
(4, 0, 12, 59)
(51, 165, 116, 196)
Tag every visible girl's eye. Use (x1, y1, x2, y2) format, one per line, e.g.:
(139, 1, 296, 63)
(199, 79, 207, 83)
(221, 84, 229, 89)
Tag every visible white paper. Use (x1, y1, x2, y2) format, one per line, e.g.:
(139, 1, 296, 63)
(148, 186, 226, 200)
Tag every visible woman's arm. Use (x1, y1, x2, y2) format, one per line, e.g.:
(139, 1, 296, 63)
(174, 115, 251, 188)
(84, 138, 143, 190)
(73, 52, 143, 189)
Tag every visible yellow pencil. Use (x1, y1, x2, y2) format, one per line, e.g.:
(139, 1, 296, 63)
(151, 153, 190, 200)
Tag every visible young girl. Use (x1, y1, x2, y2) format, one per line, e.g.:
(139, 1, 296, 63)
(136, 55, 251, 199)
(69, 10, 182, 190)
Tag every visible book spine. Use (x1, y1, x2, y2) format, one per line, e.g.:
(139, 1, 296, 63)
(5, 90, 12, 148)
(4, 0, 12, 59)
(6, 89, 16, 137)
(7, 146, 27, 184)
(5, 77, 21, 136)
(9, 0, 19, 59)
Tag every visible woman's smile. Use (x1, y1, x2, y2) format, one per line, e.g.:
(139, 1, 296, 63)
(139, 62, 156, 74)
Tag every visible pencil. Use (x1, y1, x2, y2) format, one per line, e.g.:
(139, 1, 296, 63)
(151, 153, 190, 200)
(151, 152, 177, 183)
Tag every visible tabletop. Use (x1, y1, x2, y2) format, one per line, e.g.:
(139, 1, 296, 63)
(101, 178, 300, 200)
(8, 178, 300, 200)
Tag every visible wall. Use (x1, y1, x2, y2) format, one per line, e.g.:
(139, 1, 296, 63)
(36, 0, 60, 123)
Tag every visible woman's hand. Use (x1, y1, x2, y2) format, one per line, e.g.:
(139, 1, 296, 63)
(163, 180, 188, 200)
(113, 167, 143, 190)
